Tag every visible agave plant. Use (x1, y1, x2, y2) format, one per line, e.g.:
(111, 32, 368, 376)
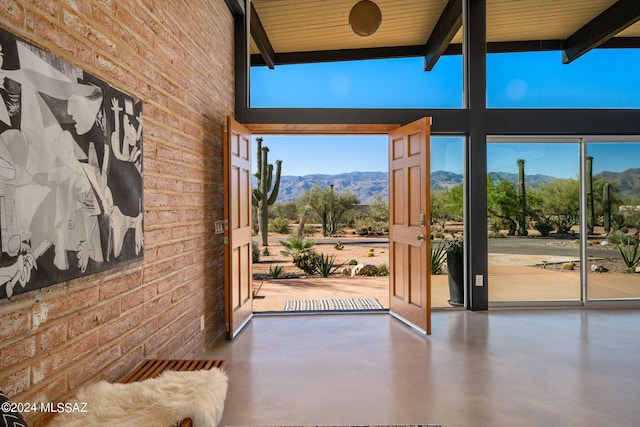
(314, 253, 343, 278)
(617, 236, 640, 272)
(430, 240, 449, 274)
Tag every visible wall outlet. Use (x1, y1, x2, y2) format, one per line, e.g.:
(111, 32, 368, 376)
(200, 315, 205, 331)
(475, 275, 484, 286)
(214, 220, 224, 235)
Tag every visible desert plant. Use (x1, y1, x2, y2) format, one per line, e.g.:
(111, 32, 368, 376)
(617, 236, 640, 272)
(586, 156, 594, 234)
(430, 240, 449, 274)
(268, 265, 284, 278)
(252, 137, 282, 246)
(334, 241, 344, 250)
(269, 216, 290, 234)
(517, 158, 528, 236)
(293, 251, 320, 275)
(607, 230, 628, 246)
(262, 247, 270, 256)
(534, 220, 554, 237)
(280, 236, 315, 259)
(376, 263, 390, 276)
(603, 183, 611, 234)
(251, 240, 261, 263)
(347, 259, 358, 265)
(314, 253, 343, 277)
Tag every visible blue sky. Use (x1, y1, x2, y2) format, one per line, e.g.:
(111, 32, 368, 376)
(251, 49, 640, 178)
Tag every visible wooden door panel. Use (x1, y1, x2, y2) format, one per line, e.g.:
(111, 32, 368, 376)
(224, 117, 253, 339)
(388, 117, 431, 335)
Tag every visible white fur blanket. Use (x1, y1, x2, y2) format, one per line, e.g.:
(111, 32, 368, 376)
(46, 368, 228, 427)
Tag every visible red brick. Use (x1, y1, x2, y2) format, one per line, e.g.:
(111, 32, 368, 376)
(97, 307, 144, 346)
(121, 282, 157, 312)
(68, 300, 120, 338)
(36, 323, 67, 351)
(0, 336, 35, 369)
(0, 0, 25, 25)
(121, 318, 157, 353)
(102, 346, 144, 382)
(0, 367, 30, 396)
(0, 309, 29, 341)
(99, 270, 142, 300)
(31, 333, 98, 385)
(68, 344, 121, 389)
(46, 287, 100, 320)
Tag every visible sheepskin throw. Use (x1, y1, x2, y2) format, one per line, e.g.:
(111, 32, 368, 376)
(46, 368, 228, 427)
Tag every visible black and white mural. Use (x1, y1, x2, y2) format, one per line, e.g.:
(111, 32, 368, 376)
(0, 27, 143, 300)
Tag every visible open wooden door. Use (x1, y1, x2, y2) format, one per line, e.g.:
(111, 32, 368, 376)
(388, 117, 431, 335)
(223, 117, 253, 339)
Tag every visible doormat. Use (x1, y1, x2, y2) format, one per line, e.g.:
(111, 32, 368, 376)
(283, 298, 384, 312)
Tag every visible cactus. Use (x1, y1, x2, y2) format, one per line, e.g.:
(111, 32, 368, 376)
(586, 156, 594, 234)
(252, 137, 282, 246)
(603, 182, 611, 234)
(517, 159, 528, 236)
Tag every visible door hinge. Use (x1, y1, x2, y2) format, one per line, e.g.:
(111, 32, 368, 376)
(225, 323, 230, 333)
(224, 219, 229, 230)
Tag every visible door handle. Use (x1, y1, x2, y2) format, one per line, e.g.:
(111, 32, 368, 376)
(417, 234, 426, 241)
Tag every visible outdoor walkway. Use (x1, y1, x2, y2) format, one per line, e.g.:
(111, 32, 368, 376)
(252, 259, 640, 312)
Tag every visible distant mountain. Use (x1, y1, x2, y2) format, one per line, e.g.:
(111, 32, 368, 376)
(597, 168, 640, 199)
(273, 171, 389, 205)
(488, 172, 556, 188)
(265, 168, 640, 205)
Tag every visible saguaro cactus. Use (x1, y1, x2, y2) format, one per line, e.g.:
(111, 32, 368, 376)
(517, 158, 528, 236)
(603, 182, 611, 235)
(252, 137, 282, 246)
(586, 156, 594, 235)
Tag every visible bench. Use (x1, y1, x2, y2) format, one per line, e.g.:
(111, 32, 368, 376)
(121, 359, 228, 427)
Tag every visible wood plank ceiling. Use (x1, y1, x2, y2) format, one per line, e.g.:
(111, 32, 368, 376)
(248, 0, 640, 68)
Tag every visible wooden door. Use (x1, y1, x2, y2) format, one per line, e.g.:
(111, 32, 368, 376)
(388, 117, 431, 335)
(224, 117, 253, 339)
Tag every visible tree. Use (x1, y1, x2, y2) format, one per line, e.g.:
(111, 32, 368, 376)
(297, 185, 360, 236)
(431, 185, 463, 230)
(535, 178, 580, 234)
(487, 175, 519, 235)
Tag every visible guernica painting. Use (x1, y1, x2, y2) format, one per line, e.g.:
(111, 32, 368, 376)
(0, 27, 143, 300)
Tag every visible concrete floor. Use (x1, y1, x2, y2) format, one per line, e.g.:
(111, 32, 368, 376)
(204, 309, 640, 427)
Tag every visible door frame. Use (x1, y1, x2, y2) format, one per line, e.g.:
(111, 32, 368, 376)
(229, 122, 435, 335)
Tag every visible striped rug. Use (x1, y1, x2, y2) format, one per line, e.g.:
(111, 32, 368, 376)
(283, 298, 384, 312)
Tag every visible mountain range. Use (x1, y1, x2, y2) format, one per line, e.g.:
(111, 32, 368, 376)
(268, 169, 640, 205)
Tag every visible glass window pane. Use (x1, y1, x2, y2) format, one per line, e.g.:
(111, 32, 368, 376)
(250, 56, 463, 108)
(487, 141, 581, 302)
(430, 137, 465, 308)
(586, 142, 640, 300)
(487, 49, 640, 108)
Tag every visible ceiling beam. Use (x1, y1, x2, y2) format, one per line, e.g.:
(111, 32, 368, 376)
(250, 37, 640, 67)
(423, 0, 462, 71)
(562, 0, 640, 64)
(250, 3, 275, 69)
(224, 0, 245, 16)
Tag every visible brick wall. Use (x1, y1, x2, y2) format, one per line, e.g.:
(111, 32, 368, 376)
(0, 1, 233, 425)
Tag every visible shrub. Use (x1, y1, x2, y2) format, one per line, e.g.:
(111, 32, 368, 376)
(251, 240, 260, 263)
(268, 265, 284, 278)
(376, 263, 390, 276)
(607, 230, 628, 246)
(262, 247, 270, 256)
(347, 259, 358, 265)
(334, 241, 344, 250)
(534, 220, 554, 237)
(293, 251, 320, 275)
(269, 216, 290, 234)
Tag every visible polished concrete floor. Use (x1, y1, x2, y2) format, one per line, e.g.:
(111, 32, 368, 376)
(204, 309, 640, 427)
